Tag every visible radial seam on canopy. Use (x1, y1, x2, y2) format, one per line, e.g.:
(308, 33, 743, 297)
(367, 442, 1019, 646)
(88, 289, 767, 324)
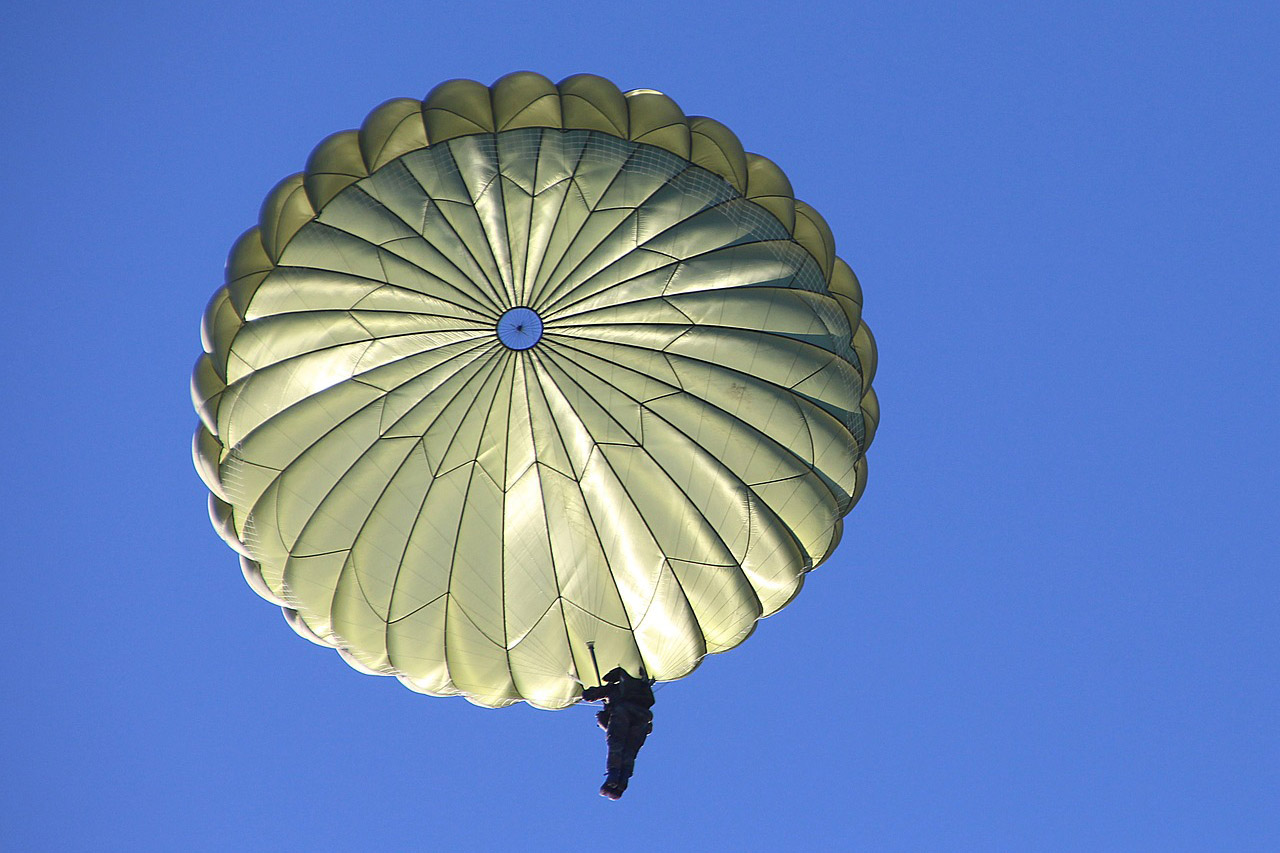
(527, 137, 657, 311)
(444, 140, 517, 308)
(536, 340, 773, 612)
(296, 342, 507, 646)
(350, 173, 508, 315)
(436, 351, 522, 689)
(235, 335, 501, 545)
(535, 165, 702, 317)
(540, 195, 774, 321)
(394, 156, 508, 315)
(524, 131, 594, 305)
(547, 332, 849, 512)
(525, 347, 642, 658)
(298, 196, 503, 319)
(518, 355, 580, 684)
(533, 345, 715, 661)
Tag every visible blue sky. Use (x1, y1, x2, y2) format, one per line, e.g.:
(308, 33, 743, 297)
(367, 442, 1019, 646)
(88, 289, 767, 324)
(2, 2, 1275, 849)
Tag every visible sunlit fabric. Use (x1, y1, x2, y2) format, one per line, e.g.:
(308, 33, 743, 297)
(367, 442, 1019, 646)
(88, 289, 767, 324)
(193, 73, 878, 709)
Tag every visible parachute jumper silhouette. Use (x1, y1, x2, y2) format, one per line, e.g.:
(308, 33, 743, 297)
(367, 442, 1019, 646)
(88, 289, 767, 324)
(192, 73, 879, 709)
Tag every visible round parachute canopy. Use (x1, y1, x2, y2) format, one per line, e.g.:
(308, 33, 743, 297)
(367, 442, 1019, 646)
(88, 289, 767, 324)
(192, 73, 879, 709)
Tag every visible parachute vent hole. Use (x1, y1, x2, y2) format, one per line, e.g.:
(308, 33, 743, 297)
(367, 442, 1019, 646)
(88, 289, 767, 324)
(497, 306, 544, 350)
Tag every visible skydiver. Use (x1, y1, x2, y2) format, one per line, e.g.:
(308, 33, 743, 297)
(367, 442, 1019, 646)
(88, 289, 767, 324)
(581, 666, 655, 800)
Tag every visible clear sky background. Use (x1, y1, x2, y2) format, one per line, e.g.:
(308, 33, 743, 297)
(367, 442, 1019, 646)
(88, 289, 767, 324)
(2, 2, 1275, 850)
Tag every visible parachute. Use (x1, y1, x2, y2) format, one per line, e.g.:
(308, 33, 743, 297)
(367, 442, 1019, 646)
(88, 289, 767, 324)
(192, 73, 879, 709)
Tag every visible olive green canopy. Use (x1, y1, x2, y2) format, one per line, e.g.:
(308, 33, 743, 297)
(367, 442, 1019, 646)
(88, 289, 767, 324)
(193, 73, 878, 709)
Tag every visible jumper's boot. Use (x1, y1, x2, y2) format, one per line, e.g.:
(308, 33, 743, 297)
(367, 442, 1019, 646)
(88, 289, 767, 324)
(600, 771, 627, 800)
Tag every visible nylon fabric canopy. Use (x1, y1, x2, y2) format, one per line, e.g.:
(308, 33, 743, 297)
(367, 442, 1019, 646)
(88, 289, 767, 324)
(193, 73, 878, 709)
